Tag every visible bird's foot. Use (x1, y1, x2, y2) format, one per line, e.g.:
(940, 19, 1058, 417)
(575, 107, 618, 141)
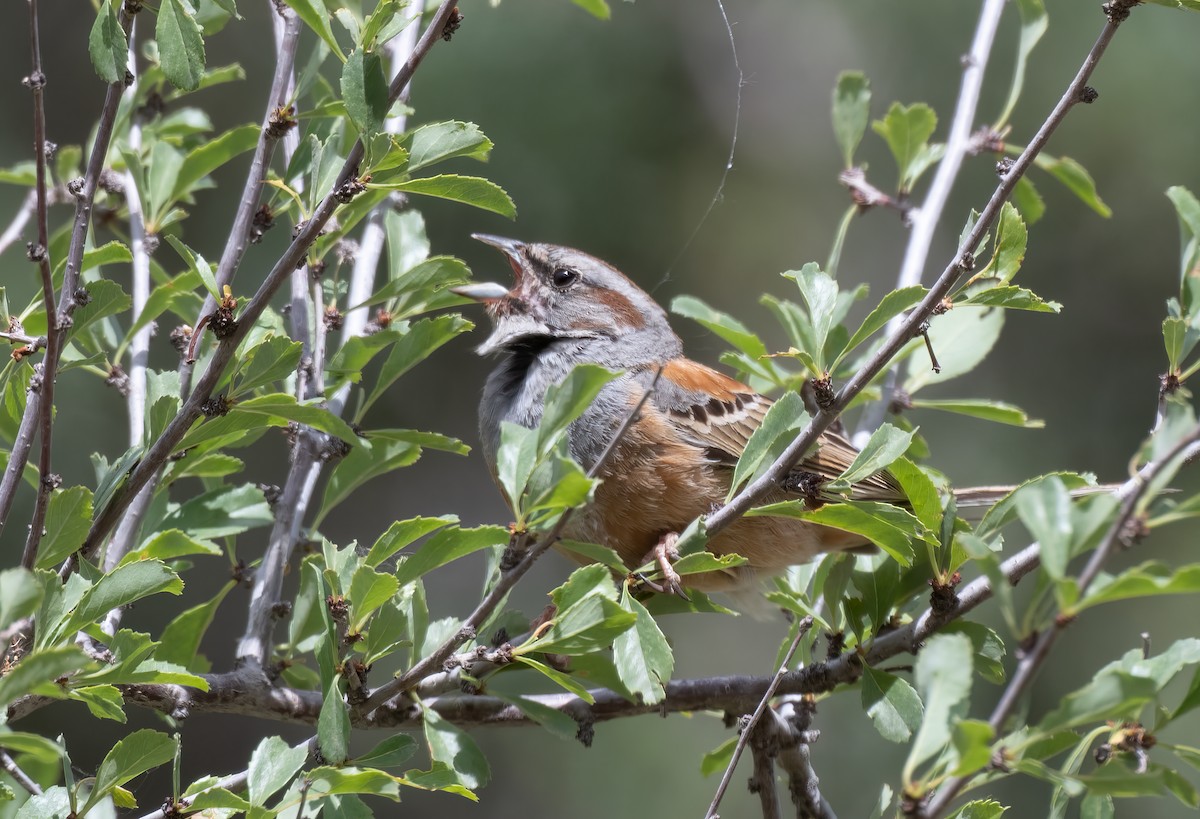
(634, 533, 689, 600)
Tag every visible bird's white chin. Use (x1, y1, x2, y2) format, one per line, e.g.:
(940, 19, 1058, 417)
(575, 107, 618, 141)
(475, 314, 555, 356)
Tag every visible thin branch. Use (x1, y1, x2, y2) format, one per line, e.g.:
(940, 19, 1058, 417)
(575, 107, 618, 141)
(707, 1, 1136, 539)
(180, 3, 303, 397)
(749, 721, 783, 819)
(359, 365, 666, 714)
(0, 749, 41, 797)
(0, 331, 46, 349)
(773, 699, 836, 819)
(78, 0, 462, 562)
(0, 190, 38, 257)
(19, 0, 58, 570)
(922, 423, 1200, 818)
(854, 0, 1006, 444)
(706, 616, 813, 819)
(0, 378, 40, 538)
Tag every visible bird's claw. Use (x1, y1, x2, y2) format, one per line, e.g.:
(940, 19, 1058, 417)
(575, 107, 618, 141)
(635, 533, 690, 601)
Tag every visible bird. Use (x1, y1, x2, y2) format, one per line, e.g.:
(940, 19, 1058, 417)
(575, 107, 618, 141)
(453, 235, 995, 596)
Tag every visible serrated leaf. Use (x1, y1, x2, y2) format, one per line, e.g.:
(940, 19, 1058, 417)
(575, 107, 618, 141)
(232, 335, 303, 397)
(155, 582, 233, 670)
(393, 526, 507, 588)
(236, 393, 361, 444)
(492, 692, 580, 741)
(1080, 562, 1200, 612)
(838, 285, 925, 365)
(612, 592, 673, 705)
(172, 124, 259, 203)
(362, 315, 473, 414)
(35, 486, 94, 569)
(729, 391, 806, 499)
(382, 174, 516, 218)
(520, 595, 635, 656)
(570, 0, 610, 19)
(118, 529, 221, 566)
(904, 304, 1004, 392)
(960, 285, 1061, 313)
(872, 102, 937, 191)
(0, 645, 86, 708)
(157, 0, 206, 91)
(341, 48, 389, 139)
(404, 121, 493, 172)
(1034, 154, 1111, 217)
(355, 734, 416, 768)
(70, 279, 132, 339)
(421, 707, 490, 789)
(832, 71, 871, 167)
(247, 736, 308, 806)
(282, 0, 343, 59)
(318, 678, 350, 765)
(84, 730, 177, 814)
(1012, 176, 1046, 225)
(911, 398, 1044, 428)
(0, 567, 42, 630)
(1015, 476, 1073, 580)
(862, 665, 923, 742)
(158, 483, 272, 540)
(66, 560, 183, 635)
(89, 0, 127, 84)
(670, 295, 770, 359)
(903, 633, 973, 783)
(749, 500, 925, 565)
(947, 800, 1008, 819)
(829, 423, 914, 491)
(364, 516, 457, 569)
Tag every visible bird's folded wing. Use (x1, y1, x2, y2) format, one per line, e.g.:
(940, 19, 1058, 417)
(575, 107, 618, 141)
(654, 359, 904, 503)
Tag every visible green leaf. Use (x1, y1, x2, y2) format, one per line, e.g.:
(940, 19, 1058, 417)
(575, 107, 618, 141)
(88, 0, 126, 84)
(84, 730, 177, 813)
(975, 472, 1097, 539)
(232, 335, 303, 397)
(159, 483, 272, 540)
(861, 665, 923, 742)
(66, 560, 183, 635)
(491, 692, 581, 741)
(364, 515, 457, 569)
(354, 734, 416, 768)
(903, 632, 973, 783)
(341, 48, 389, 139)
(986, 203, 1028, 284)
(362, 315, 473, 414)
(838, 285, 925, 365)
(1167, 186, 1200, 291)
(832, 71, 871, 167)
(537, 364, 619, 453)
(995, 0, 1047, 127)
(959, 285, 1061, 313)
(421, 707, 490, 789)
(950, 720, 995, 776)
(520, 595, 635, 656)
(516, 656, 597, 703)
(383, 174, 516, 218)
(319, 430, 456, 522)
(247, 736, 308, 806)
(0, 567, 42, 630)
(1012, 176, 1047, 225)
(911, 398, 1044, 428)
(872, 102, 937, 191)
(612, 592, 673, 705)
(549, 564, 618, 613)
(348, 565, 400, 629)
(940, 621, 1006, 684)
(749, 500, 926, 565)
(828, 423, 914, 491)
(34, 486, 93, 569)
(904, 304, 1004, 392)
(70, 279, 132, 339)
(1163, 316, 1200, 371)
(670, 295, 770, 359)
(0, 645, 86, 709)
(318, 678, 350, 766)
(235, 393, 361, 444)
(1034, 154, 1111, 217)
(889, 457, 942, 536)
(570, 0, 611, 19)
(155, 582, 233, 669)
(784, 263, 838, 371)
(729, 391, 806, 499)
(393, 525, 508, 588)
(157, 0, 206, 91)
(172, 124, 259, 203)
(557, 539, 629, 573)
(701, 736, 737, 777)
(118, 529, 221, 565)
(404, 121, 494, 172)
(1080, 561, 1200, 612)
(1014, 476, 1073, 580)
(282, 0, 343, 59)
(947, 800, 1007, 819)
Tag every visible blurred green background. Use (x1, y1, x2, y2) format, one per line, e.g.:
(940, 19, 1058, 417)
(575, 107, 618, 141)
(2, 0, 1200, 815)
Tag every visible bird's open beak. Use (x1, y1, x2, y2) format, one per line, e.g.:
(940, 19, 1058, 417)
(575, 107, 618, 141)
(451, 234, 529, 303)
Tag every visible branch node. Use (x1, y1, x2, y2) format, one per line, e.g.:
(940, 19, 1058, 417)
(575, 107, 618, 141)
(994, 156, 1015, 178)
(442, 6, 463, 40)
(1078, 85, 1099, 104)
(21, 71, 46, 90)
(266, 105, 298, 139)
(1102, 0, 1139, 25)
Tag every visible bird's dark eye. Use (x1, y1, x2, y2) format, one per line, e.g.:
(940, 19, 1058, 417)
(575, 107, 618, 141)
(551, 267, 579, 289)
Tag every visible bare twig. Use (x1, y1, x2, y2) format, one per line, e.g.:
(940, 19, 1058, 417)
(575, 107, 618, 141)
(749, 721, 783, 819)
(854, 0, 1006, 444)
(773, 699, 837, 819)
(0, 189, 37, 257)
(79, 0, 462, 561)
(707, 0, 1136, 539)
(706, 616, 813, 819)
(922, 423, 1200, 818)
(180, 5, 303, 397)
(0, 749, 41, 796)
(0, 331, 46, 349)
(360, 365, 666, 714)
(0, 378, 40, 538)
